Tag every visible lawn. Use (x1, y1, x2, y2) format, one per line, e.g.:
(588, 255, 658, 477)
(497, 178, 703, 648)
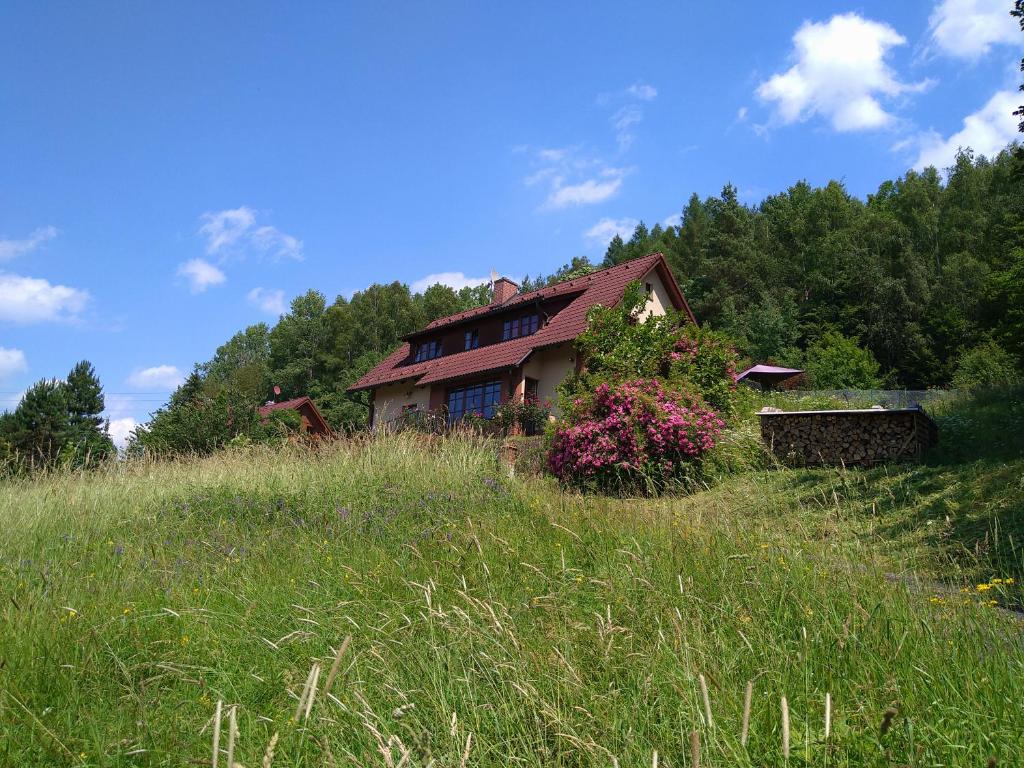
(1, 389, 1022, 767)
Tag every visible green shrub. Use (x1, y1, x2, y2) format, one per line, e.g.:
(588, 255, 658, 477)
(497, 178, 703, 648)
(951, 340, 1021, 391)
(804, 331, 883, 389)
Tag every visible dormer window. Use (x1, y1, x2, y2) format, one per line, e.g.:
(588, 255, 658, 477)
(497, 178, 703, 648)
(503, 313, 539, 341)
(414, 339, 442, 362)
(464, 329, 479, 350)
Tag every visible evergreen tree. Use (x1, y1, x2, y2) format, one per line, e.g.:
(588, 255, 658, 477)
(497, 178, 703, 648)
(64, 360, 115, 465)
(6, 379, 69, 470)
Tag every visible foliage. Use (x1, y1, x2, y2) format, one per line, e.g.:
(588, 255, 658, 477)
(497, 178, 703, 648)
(951, 339, 1022, 391)
(549, 379, 724, 493)
(564, 280, 740, 416)
(804, 331, 884, 389)
(493, 393, 552, 436)
(602, 149, 1024, 388)
(0, 360, 115, 472)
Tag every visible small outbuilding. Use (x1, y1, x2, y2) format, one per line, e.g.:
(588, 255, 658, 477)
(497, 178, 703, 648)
(258, 396, 333, 438)
(736, 364, 804, 390)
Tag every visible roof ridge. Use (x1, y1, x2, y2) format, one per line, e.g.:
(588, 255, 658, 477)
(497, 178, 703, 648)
(417, 252, 664, 331)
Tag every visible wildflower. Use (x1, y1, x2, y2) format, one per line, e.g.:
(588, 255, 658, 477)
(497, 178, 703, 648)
(976, 583, 992, 592)
(122, 607, 132, 615)
(180, 635, 190, 646)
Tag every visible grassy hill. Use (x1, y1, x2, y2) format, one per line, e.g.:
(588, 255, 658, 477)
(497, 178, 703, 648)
(1, 389, 1022, 766)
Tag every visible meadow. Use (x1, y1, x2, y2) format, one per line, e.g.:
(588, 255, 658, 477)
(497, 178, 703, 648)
(1, 388, 1022, 767)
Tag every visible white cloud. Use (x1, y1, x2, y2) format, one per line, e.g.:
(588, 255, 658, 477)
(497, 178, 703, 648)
(523, 147, 629, 210)
(911, 89, 1020, 169)
(198, 207, 303, 261)
(584, 217, 639, 246)
(177, 258, 226, 293)
(612, 105, 644, 151)
(199, 207, 256, 254)
(247, 287, 288, 315)
(0, 226, 58, 261)
(410, 272, 490, 293)
(107, 417, 139, 449)
(0, 390, 24, 413)
(928, 0, 1019, 59)
(757, 13, 930, 132)
(547, 169, 627, 209)
(625, 82, 658, 101)
(0, 273, 89, 323)
(736, 106, 749, 122)
(662, 213, 683, 229)
(127, 365, 184, 390)
(0, 347, 28, 381)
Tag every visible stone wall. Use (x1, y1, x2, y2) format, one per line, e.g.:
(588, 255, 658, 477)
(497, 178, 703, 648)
(759, 407, 939, 467)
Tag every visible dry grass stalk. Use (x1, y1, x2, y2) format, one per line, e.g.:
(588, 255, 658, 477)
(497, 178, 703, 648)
(741, 680, 753, 747)
(824, 693, 831, 741)
(303, 663, 322, 721)
(651, 749, 658, 768)
(294, 663, 318, 722)
(226, 705, 238, 768)
(689, 730, 700, 768)
(322, 635, 352, 697)
(261, 731, 279, 768)
(212, 699, 223, 768)
(699, 674, 713, 728)
(781, 695, 790, 759)
(459, 733, 473, 768)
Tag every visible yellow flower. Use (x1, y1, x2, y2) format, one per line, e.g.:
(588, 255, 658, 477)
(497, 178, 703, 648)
(1006, 578, 1016, 585)
(991, 578, 1003, 584)
(180, 635, 190, 646)
(122, 607, 132, 615)
(976, 583, 992, 592)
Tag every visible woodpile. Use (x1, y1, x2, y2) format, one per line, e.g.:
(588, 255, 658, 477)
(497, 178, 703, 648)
(759, 407, 939, 467)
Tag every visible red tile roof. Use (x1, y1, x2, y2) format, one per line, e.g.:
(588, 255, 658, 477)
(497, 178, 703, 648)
(258, 396, 332, 435)
(348, 253, 694, 392)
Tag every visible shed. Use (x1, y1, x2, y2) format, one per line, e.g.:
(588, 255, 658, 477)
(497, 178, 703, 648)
(258, 396, 333, 437)
(736, 364, 804, 390)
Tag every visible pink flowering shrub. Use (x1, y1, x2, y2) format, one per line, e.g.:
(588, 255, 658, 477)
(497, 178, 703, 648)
(548, 379, 724, 493)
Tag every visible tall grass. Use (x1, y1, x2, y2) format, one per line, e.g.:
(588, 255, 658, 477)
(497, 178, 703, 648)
(1, 422, 1022, 766)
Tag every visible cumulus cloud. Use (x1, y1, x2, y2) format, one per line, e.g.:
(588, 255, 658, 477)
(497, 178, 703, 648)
(199, 206, 303, 260)
(247, 287, 288, 315)
(177, 258, 226, 293)
(0, 273, 89, 323)
(757, 13, 931, 132)
(928, 0, 1019, 59)
(127, 365, 184, 390)
(0, 347, 28, 381)
(0, 225, 58, 261)
(410, 272, 490, 293)
(911, 89, 1020, 170)
(584, 217, 639, 246)
(107, 417, 139, 450)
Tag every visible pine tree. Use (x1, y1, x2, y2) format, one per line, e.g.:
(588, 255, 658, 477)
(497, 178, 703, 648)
(65, 360, 115, 465)
(7, 379, 69, 470)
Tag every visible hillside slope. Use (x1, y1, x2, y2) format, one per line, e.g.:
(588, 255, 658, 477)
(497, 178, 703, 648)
(1, 390, 1022, 766)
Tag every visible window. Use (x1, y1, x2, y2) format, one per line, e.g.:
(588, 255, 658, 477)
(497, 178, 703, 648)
(447, 380, 502, 422)
(414, 339, 442, 362)
(464, 329, 479, 350)
(502, 313, 539, 341)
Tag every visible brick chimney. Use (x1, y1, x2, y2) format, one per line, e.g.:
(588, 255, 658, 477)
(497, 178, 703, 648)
(492, 276, 519, 304)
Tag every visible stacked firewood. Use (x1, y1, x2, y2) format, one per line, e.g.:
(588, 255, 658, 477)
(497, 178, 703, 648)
(760, 409, 938, 467)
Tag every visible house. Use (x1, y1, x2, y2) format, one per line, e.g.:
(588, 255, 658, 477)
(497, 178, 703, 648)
(348, 252, 696, 428)
(257, 396, 333, 437)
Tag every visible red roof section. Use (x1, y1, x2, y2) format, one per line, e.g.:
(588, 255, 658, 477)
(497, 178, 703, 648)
(258, 396, 332, 435)
(349, 253, 694, 392)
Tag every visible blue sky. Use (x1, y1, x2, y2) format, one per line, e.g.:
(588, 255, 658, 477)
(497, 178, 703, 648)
(1, 1, 1021, 442)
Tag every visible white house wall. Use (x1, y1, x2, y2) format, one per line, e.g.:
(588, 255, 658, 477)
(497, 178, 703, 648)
(372, 382, 431, 428)
(636, 268, 673, 321)
(521, 344, 576, 417)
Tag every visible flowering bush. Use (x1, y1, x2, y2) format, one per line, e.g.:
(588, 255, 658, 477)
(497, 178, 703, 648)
(664, 326, 739, 414)
(548, 379, 724, 494)
(493, 393, 552, 436)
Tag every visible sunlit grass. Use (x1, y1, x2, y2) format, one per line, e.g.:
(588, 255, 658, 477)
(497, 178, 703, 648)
(1, 402, 1022, 766)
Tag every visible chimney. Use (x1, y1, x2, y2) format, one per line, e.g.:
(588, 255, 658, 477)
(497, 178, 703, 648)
(492, 276, 519, 304)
